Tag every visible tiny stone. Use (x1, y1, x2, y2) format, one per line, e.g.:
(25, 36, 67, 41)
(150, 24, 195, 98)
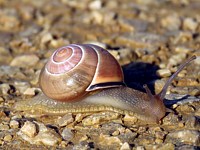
(0, 97, 4, 102)
(0, 83, 10, 95)
(176, 105, 195, 114)
(155, 138, 163, 144)
(75, 113, 87, 122)
(168, 54, 187, 66)
(175, 47, 190, 54)
(9, 120, 19, 129)
(158, 143, 175, 150)
(0, 124, 10, 131)
(156, 69, 171, 77)
(61, 128, 74, 141)
(60, 141, 68, 148)
(135, 146, 145, 150)
(89, 0, 102, 10)
(162, 113, 180, 125)
(10, 54, 39, 68)
(112, 130, 120, 136)
(35, 130, 61, 146)
(161, 14, 181, 30)
(167, 130, 200, 145)
(153, 79, 167, 94)
(18, 121, 61, 146)
(183, 18, 198, 31)
(99, 133, 121, 145)
(57, 113, 74, 127)
(185, 116, 200, 129)
(0, 140, 3, 145)
(137, 126, 147, 134)
(79, 135, 88, 142)
(178, 122, 185, 128)
(23, 87, 36, 96)
(41, 32, 53, 44)
(13, 81, 31, 94)
(120, 142, 131, 150)
(190, 88, 200, 96)
(155, 131, 166, 140)
(20, 121, 37, 138)
(91, 11, 103, 24)
(3, 135, 12, 142)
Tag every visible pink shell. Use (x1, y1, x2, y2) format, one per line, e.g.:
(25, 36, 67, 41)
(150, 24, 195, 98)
(39, 44, 124, 102)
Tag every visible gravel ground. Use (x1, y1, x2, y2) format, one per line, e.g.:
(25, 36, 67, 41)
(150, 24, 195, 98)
(0, 0, 200, 149)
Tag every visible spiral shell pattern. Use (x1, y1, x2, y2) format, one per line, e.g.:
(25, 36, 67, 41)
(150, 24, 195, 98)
(39, 44, 124, 102)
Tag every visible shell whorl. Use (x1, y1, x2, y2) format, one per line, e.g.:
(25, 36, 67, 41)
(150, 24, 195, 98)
(39, 44, 124, 102)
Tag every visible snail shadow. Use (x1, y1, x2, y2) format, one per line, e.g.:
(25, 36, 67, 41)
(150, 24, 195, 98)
(122, 61, 160, 94)
(122, 62, 197, 107)
(163, 95, 190, 107)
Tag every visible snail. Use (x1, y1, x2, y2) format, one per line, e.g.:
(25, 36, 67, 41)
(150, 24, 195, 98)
(14, 44, 197, 123)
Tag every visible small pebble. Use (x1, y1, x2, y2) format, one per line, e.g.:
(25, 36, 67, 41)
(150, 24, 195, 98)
(99, 133, 121, 145)
(0, 97, 4, 102)
(61, 128, 74, 141)
(79, 135, 89, 142)
(175, 47, 190, 53)
(112, 130, 120, 136)
(157, 143, 175, 150)
(57, 113, 74, 127)
(183, 18, 198, 31)
(3, 135, 12, 142)
(0, 83, 10, 95)
(156, 69, 171, 77)
(89, 0, 102, 10)
(20, 121, 37, 138)
(14, 81, 31, 94)
(155, 138, 163, 144)
(10, 54, 39, 68)
(190, 88, 200, 96)
(161, 14, 181, 30)
(185, 116, 200, 129)
(120, 142, 131, 150)
(155, 131, 166, 140)
(23, 87, 36, 96)
(18, 121, 61, 146)
(9, 120, 19, 129)
(167, 130, 200, 145)
(0, 124, 10, 131)
(135, 146, 145, 150)
(41, 32, 53, 44)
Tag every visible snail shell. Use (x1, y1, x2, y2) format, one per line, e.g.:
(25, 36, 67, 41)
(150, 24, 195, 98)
(39, 44, 124, 102)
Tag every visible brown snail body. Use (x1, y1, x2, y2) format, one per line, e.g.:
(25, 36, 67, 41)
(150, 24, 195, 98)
(14, 44, 196, 123)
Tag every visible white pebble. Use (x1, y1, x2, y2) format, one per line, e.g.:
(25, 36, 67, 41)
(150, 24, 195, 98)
(9, 120, 19, 129)
(183, 18, 198, 31)
(18, 121, 61, 146)
(89, 0, 102, 10)
(23, 87, 36, 96)
(120, 142, 131, 150)
(156, 69, 172, 77)
(20, 121, 37, 138)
